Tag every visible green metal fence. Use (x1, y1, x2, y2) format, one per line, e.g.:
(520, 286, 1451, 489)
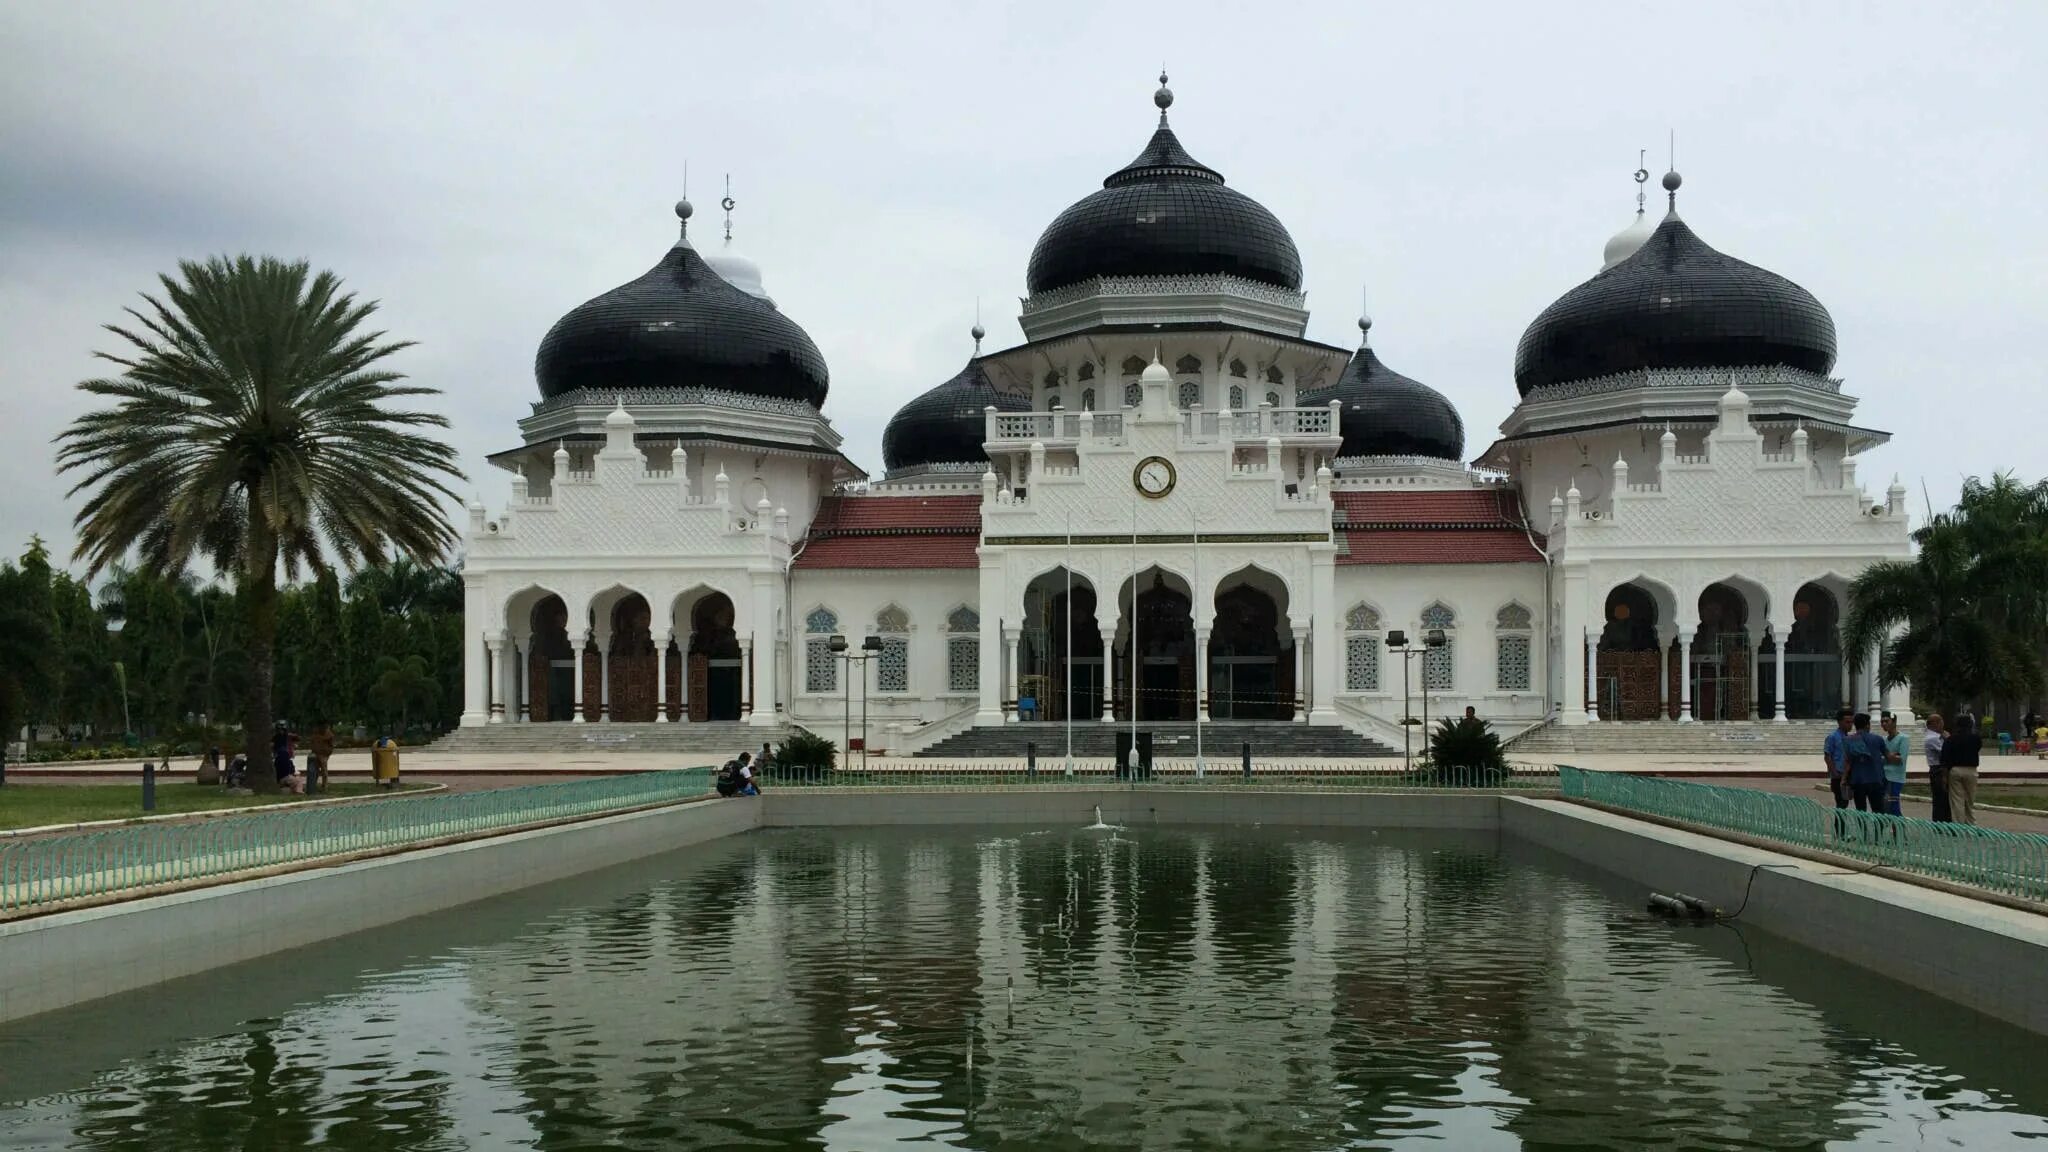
(757, 759, 1559, 792)
(1, 768, 713, 916)
(1559, 766, 2048, 904)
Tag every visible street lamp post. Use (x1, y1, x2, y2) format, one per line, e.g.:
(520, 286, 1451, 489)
(828, 633, 884, 770)
(829, 634, 850, 767)
(860, 634, 881, 769)
(1384, 627, 1447, 773)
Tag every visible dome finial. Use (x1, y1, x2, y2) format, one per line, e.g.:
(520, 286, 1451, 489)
(1154, 68, 1173, 125)
(1662, 130, 1681, 211)
(971, 297, 985, 353)
(1357, 284, 1373, 346)
(674, 195, 693, 245)
(721, 174, 736, 246)
(1634, 149, 1649, 216)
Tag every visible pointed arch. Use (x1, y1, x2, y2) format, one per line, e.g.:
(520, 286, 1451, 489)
(1495, 601, 1533, 692)
(1420, 602, 1456, 691)
(1344, 601, 1385, 693)
(803, 604, 839, 694)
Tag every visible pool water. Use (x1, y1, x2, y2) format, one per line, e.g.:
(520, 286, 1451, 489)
(2, 825, 2044, 1150)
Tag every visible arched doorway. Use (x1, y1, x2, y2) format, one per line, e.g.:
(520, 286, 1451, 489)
(607, 594, 658, 722)
(1116, 567, 1195, 721)
(687, 593, 743, 722)
(1781, 583, 1844, 719)
(1596, 583, 1667, 720)
(1021, 569, 1103, 722)
(526, 595, 575, 722)
(1693, 583, 1754, 720)
(1210, 570, 1293, 720)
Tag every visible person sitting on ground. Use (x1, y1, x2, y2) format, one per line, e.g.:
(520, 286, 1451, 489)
(272, 723, 305, 795)
(1844, 713, 1889, 815)
(715, 758, 741, 798)
(196, 746, 223, 786)
(1941, 714, 1983, 825)
(1879, 712, 1909, 817)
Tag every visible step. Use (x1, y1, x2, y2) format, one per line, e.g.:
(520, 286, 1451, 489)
(917, 721, 1397, 760)
(427, 722, 790, 755)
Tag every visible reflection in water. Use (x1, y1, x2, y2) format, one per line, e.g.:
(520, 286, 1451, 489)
(2, 826, 2046, 1150)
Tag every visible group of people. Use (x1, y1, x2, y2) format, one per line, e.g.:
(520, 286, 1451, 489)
(715, 743, 776, 798)
(1824, 709, 1982, 824)
(194, 723, 334, 794)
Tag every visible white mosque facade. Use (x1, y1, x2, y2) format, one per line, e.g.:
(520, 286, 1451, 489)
(455, 78, 1913, 751)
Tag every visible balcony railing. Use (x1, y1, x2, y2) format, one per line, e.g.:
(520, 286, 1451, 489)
(986, 404, 1335, 444)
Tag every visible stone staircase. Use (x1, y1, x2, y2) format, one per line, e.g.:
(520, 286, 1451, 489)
(915, 721, 1397, 760)
(1506, 718, 1840, 757)
(425, 722, 791, 757)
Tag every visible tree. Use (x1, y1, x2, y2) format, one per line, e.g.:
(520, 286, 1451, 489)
(57, 256, 462, 791)
(368, 654, 438, 732)
(0, 565, 56, 777)
(1845, 472, 2048, 717)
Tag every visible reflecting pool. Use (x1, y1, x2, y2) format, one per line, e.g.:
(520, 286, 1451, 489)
(3, 825, 2045, 1150)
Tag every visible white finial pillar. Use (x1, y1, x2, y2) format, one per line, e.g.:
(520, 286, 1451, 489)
(1565, 483, 1582, 523)
(1266, 436, 1283, 492)
(673, 445, 689, 500)
(1611, 454, 1628, 519)
(1659, 426, 1677, 478)
(1549, 490, 1564, 533)
(1792, 424, 1809, 463)
(981, 467, 998, 506)
(714, 466, 730, 509)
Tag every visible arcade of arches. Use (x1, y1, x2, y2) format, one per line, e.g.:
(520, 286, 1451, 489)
(1017, 566, 1298, 724)
(1592, 580, 1846, 721)
(512, 591, 748, 722)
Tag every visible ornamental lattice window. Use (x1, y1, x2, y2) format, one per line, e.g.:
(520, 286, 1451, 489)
(1229, 384, 1245, 410)
(1178, 381, 1201, 409)
(1266, 390, 1281, 409)
(876, 605, 910, 692)
(947, 606, 979, 693)
(1496, 604, 1533, 691)
(1344, 604, 1382, 692)
(1081, 388, 1096, 411)
(805, 607, 838, 693)
(1421, 603, 1455, 691)
(1046, 393, 1061, 410)
(1124, 382, 1142, 408)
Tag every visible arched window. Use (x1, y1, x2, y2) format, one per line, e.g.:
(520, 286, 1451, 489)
(1265, 366, 1284, 385)
(1228, 384, 1245, 411)
(1124, 381, 1142, 408)
(1229, 357, 1248, 378)
(1178, 381, 1201, 409)
(1042, 369, 1061, 388)
(1046, 393, 1061, 411)
(1077, 362, 1095, 381)
(1495, 603, 1533, 691)
(1265, 390, 1281, 409)
(805, 607, 839, 693)
(1175, 354, 1202, 374)
(946, 606, 979, 693)
(875, 605, 910, 692)
(1081, 388, 1096, 411)
(1420, 603, 1455, 691)
(1121, 355, 1147, 375)
(1344, 604, 1382, 692)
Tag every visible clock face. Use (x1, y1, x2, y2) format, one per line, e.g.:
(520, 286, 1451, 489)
(1134, 456, 1176, 498)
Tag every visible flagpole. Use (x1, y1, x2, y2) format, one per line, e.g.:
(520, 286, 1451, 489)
(1130, 485, 1139, 774)
(1192, 505, 1203, 777)
(1064, 511, 1074, 776)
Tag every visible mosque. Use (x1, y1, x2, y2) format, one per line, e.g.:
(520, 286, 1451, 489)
(453, 75, 1913, 753)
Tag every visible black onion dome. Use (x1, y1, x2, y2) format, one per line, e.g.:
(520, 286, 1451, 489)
(1023, 121, 1303, 295)
(535, 234, 828, 406)
(1307, 332, 1465, 460)
(1513, 210, 1836, 395)
(881, 357, 1028, 473)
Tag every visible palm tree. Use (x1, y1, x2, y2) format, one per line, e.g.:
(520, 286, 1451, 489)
(1845, 480, 2048, 717)
(369, 654, 439, 732)
(57, 256, 462, 791)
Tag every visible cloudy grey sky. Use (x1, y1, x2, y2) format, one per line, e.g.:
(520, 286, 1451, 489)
(3, 1, 2043, 570)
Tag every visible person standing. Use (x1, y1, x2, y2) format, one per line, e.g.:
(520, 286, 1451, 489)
(1823, 710, 1853, 809)
(309, 724, 335, 794)
(1880, 712, 1909, 817)
(1942, 714, 1983, 825)
(1844, 713, 1889, 814)
(1922, 714, 1949, 822)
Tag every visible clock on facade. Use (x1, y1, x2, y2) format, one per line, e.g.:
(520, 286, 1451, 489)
(1133, 456, 1176, 499)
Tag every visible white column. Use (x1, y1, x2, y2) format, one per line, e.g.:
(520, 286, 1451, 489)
(572, 635, 588, 723)
(598, 636, 612, 721)
(520, 633, 534, 722)
(1679, 629, 1696, 722)
(1773, 626, 1789, 721)
(1658, 633, 1672, 720)
(1866, 644, 1883, 715)
(1291, 626, 1309, 722)
(1003, 628, 1022, 723)
(460, 575, 488, 727)
(1883, 625, 1915, 724)
(487, 636, 506, 723)
(975, 560, 1004, 726)
(1195, 628, 1212, 722)
(654, 631, 671, 722)
(1308, 552, 1339, 724)
(741, 634, 758, 722)
(1100, 627, 1117, 718)
(749, 574, 776, 728)
(1748, 634, 1761, 721)
(1584, 630, 1600, 722)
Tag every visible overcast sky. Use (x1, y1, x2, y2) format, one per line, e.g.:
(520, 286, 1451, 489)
(3, 1, 2043, 571)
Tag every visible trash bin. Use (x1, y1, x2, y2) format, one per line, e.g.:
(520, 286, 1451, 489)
(371, 737, 401, 786)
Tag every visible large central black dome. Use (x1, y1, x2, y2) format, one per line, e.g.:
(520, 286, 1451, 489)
(535, 205, 829, 406)
(1305, 319, 1465, 461)
(881, 333, 1028, 474)
(1513, 186, 1836, 395)
(1024, 78, 1302, 296)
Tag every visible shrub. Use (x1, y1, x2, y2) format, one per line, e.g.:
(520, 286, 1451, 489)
(1423, 716, 1510, 786)
(773, 730, 837, 779)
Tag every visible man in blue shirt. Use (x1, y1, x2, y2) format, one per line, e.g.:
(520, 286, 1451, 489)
(1845, 713, 1890, 813)
(1822, 709, 1853, 809)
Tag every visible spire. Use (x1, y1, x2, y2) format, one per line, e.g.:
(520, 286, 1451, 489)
(1357, 284, 1373, 347)
(970, 309, 985, 355)
(673, 197, 693, 246)
(1662, 130, 1682, 214)
(1154, 69, 1173, 126)
(1602, 154, 1658, 269)
(721, 174, 736, 246)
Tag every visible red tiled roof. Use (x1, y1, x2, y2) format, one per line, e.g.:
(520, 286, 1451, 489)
(1332, 489, 1522, 526)
(795, 494, 982, 569)
(1336, 529, 1544, 565)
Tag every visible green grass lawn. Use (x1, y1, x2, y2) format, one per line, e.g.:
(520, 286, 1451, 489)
(0, 781, 428, 831)
(1903, 784, 2048, 812)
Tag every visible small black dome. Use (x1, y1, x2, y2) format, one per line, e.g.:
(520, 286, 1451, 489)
(535, 235, 828, 406)
(1024, 120, 1302, 295)
(1513, 211, 1836, 395)
(1306, 334, 1465, 461)
(881, 357, 1029, 474)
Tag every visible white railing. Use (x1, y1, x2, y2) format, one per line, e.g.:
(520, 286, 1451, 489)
(1185, 405, 1335, 442)
(987, 411, 1125, 443)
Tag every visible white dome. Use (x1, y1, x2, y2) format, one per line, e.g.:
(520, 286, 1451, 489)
(703, 239, 774, 304)
(1601, 209, 1656, 270)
